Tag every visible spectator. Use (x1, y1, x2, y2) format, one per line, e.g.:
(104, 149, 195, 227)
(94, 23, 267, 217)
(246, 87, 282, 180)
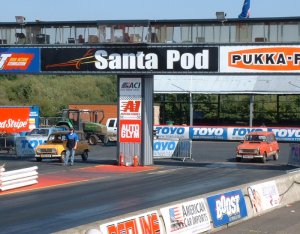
(78, 34, 84, 43)
(65, 128, 79, 166)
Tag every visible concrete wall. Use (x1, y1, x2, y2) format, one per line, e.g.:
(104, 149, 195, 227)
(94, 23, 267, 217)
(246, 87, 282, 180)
(56, 169, 300, 234)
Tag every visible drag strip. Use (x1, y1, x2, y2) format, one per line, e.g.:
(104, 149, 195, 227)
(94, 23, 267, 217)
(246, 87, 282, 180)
(0, 141, 294, 233)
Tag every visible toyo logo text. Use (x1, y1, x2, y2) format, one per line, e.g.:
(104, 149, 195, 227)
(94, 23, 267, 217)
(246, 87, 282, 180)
(216, 195, 240, 220)
(153, 141, 176, 151)
(21, 139, 45, 149)
(102, 212, 161, 234)
(192, 127, 226, 140)
(193, 127, 223, 136)
(233, 128, 264, 136)
(156, 127, 185, 135)
(271, 128, 300, 139)
(228, 47, 300, 71)
(0, 53, 34, 70)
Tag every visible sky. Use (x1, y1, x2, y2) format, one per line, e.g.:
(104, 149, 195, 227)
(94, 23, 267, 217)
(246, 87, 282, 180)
(1, 0, 300, 22)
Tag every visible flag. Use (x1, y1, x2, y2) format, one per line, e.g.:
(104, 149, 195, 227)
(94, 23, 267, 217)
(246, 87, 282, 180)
(238, 0, 251, 19)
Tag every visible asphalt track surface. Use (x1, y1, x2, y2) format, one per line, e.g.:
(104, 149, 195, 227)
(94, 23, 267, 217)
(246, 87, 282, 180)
(0, 141, 296, 233)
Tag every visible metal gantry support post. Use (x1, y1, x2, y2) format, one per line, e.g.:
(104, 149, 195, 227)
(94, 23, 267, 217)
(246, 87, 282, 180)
(117, 75, 154, 166)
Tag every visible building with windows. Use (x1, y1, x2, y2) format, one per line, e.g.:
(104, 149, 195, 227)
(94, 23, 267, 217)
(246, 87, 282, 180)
(1, 17, 300, 126)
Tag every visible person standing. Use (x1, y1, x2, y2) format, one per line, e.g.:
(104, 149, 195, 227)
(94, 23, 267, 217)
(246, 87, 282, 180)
(65, 128, 79, 166)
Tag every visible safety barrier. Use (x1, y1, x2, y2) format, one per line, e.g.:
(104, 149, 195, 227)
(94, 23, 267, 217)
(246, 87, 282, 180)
(57, 167, 300, 234)
(154, 125, 300, 142)
(153, 138, 192, 161)
(0, 166, 38, 191)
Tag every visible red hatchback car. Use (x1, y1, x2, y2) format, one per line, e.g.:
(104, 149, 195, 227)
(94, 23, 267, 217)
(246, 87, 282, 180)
(236, 131, 279, 163)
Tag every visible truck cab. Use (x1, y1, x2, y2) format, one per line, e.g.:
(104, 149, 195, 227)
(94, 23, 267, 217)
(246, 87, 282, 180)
(106, 118, 117, 136)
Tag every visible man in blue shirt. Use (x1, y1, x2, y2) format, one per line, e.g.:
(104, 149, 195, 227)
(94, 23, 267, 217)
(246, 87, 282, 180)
(65, 128, 79, 166)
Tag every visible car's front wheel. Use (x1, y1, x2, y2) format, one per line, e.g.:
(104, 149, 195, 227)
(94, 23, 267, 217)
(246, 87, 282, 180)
(81, 150, 88, 161)
(36, 157, 42, 162)
(60, 151, 66, 163)
(261, 152, 267, 163)
(236, 157, 241, 162)
(273, 151, 279, 160)
(88, 135, 98, 145)
(103, 135, 109, 145)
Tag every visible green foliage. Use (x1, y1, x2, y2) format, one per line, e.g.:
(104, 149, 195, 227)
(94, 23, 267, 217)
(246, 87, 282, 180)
(0, 74, 117, 117)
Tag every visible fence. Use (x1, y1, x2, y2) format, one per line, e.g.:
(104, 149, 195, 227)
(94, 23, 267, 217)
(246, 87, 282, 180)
(0, 135, 16, 154)
(0, 166, 38, 191)
(39, 117, 61, 127)
(153, 138, 192, 161)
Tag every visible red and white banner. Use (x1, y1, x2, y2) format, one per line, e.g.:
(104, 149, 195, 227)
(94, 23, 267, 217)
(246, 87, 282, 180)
(100, 211, 164, 234)
(119, 119, 141, 143)
(119, 98, 142, 120)
(0, 107, 30, 133)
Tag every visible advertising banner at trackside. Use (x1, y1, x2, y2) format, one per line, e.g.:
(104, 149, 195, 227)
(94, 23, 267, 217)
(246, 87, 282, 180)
(0, 106, 39, 134)
(227, 127, 267, 141)
(247, 181, 280, 214)
(207, 189, 248, 227)
(0, 107, 30, 133)
(119, 119, 141, 143)
(0, 48, 40, 73)
(119, 77, 142, 96)
(154, 126, 190, 139)
(160, 198, 211, 234)
(119, 98, 142, 120)
(220, 46, 300, 73)
(288, 143, 300, 166)
(15, 136, 47, 156)
(190, 127, 227, 140)
(269, 127, 300, 142)
(40, 46, 218, 74)
(153, 139, 179, 158)
(99, 210, 164, 234)
(155, 125, 300, 142)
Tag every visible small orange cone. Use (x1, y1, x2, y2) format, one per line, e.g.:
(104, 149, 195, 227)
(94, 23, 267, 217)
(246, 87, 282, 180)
(133, 155, 139, 167)
(119, 152, 124, 166)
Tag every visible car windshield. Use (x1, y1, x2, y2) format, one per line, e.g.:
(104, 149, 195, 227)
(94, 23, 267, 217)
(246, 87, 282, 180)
(27, 129, 49, 136)
(245, 135, 267, 142)
(48, 134, 67, 142)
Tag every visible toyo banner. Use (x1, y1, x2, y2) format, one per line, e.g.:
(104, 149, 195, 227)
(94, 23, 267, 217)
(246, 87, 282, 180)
(154, 125, 300, 142)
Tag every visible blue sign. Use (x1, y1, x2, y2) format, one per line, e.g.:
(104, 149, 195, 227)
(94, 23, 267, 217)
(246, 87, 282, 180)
(269, 128, 300, 142)
(190, 127, 227, 140)
(0, 48, 40, 73)
(207, 190, 248, 227)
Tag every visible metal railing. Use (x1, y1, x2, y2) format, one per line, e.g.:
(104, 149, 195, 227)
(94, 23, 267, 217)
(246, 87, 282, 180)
(0, 135, 16, 154)
(153, 137, 192, 161)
